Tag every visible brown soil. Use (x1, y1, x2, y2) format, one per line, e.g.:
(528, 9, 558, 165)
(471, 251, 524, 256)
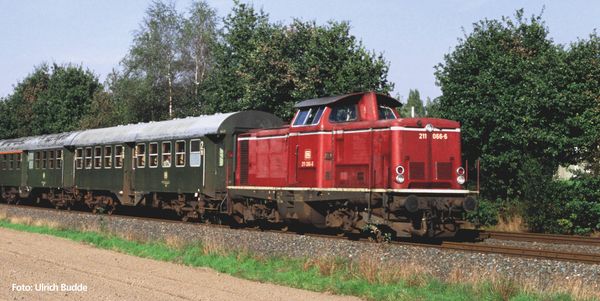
(0, 227, 361, 301)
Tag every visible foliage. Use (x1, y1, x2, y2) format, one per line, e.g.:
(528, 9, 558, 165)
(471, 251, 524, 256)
(564, 32, 600, 176)
(526, 176, 600, 235)
(400, 89, 426, 117)
(466, 198, 500, 227)
(203, 2, 393, 120)
(0, 219, 585, 301)
(0, 63, 100, 138)
(115, 0, 218, 122)
(434, 10, 599, 202)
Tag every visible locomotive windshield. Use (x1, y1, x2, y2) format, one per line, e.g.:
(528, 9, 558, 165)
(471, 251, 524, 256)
(378, 105, 397, 120)
(293, 106, 324, 126)
(329, 103, 358, 122)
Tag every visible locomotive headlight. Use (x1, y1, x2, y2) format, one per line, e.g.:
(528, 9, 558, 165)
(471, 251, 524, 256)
(396, 174, 405, 184)
(457, 175, 466, 185)
(456, 167, 465, 176)
(395, 165, 405, 175)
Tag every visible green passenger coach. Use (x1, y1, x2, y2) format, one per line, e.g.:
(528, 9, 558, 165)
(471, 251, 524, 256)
(0, 111, 282, 217)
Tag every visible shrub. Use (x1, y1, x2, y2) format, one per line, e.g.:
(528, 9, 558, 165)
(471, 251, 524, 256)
(525, 176, 600, 235)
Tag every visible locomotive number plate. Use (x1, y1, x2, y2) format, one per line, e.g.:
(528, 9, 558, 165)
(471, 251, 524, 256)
(419, 133, 448, 140)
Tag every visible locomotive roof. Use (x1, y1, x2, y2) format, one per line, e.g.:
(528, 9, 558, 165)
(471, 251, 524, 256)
(294, 92, 401, 108)
(0, 111, 283, 152)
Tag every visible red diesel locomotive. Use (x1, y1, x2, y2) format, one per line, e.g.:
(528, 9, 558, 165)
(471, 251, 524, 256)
(228, 92, 478, 238)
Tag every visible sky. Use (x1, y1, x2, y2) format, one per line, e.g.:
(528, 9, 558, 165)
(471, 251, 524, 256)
(0, 0, 598, 102)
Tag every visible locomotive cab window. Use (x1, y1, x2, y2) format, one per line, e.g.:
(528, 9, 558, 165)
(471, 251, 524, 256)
(292, 106, 324, 126)
(162, 142, 172, 168)
(104, 146, 112, 168)
(136, 144, 146, 168)
(56, 150, 62, 169)
(190, 139, 202, 167)
(85, 147, 93, 169)
(378, 105, 397, 120)
(115, 145, 124, 169)
(75, 148, 83, 169)
(175, 141, 185, 167)
(149, 142, 158, 168)
(329, 103, 358, 123)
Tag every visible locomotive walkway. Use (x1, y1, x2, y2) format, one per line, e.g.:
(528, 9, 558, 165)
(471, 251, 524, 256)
(0, 227, 359, 301)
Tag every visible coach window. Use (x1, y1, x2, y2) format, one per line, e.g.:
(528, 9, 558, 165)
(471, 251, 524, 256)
(149, 142, 158, 168)
(1, 155, 5, 170)
(48, 150, 55, 169)
(75, 148, 83, 169)
(94, 147, 102, 169)
(175, 141, 185, 167)
(8, 154, 14, 170)
(35, 152, 40, 169)
(56, 150, 62, 169)
(103, 146, 112, 168)
(162, 142, 172, 168)
(115, 145, 124, 168)
(190, 140, 202, 167)
(16, 154, 21, 170)
(85, 147, 93, 169)
(42, 151, 48, 169)
(136, 144, 146, 168)
(218, 147, 224, 167)
(329, 103, 358, 123)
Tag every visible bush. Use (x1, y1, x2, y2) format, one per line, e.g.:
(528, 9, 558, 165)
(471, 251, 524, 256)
(525, 176, 600, 235)
(467, 198, 500, 227)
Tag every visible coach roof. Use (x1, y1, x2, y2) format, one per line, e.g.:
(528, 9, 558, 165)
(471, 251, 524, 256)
(0, 111, 283, 151)
(294, 92, 402, 108)
(69, 111, 283, 146)
(0, 132, 81, 152)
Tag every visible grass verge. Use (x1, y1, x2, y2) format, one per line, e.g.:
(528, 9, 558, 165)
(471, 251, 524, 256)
(0, 217, 596, 301)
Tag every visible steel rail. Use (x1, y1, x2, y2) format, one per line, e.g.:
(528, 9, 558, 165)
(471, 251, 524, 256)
(479, 230, 600, 247)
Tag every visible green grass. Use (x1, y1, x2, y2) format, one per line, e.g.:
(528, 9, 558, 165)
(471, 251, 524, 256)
(0, 219, 590, 301)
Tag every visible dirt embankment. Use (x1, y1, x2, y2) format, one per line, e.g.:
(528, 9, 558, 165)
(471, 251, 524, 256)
(0, 227, 360, 301)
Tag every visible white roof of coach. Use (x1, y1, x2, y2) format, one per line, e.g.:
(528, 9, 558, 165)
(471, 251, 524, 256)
(0, 132, 81, 152)
(69, 112, 237, 146)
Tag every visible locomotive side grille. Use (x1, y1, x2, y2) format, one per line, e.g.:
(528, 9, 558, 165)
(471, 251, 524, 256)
(436, 162, 452, 180)
(409, 162, 425, 180)
(240, 140, 249, 185)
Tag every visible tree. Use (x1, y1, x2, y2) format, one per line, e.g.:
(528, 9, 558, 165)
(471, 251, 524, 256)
(114, 0, 218, 121)
(563, 33, 600, 176)
(401, 89, 425, 117)
(434, 10, 597, 200)
(180, 1, 218, 98)
(203, 2, 393, 120)
(0, 63, 100, 138)
(121, 0, 182, 120)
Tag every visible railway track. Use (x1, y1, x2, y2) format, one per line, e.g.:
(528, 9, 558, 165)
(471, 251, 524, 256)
(2, 203, 600, 265)
(478, 230, 600, 246)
